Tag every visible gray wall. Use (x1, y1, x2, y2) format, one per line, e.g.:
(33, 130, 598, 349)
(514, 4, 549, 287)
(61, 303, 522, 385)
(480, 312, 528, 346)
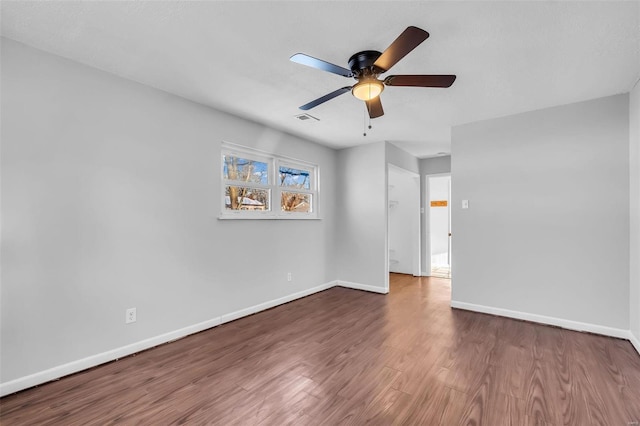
(420, 156, 451, 176)
(1, 38, 338, 384)
(386, 142, 420, 175)
(336, 142, 388, 292)
(630, 82, 640, 345)
(451, 94, 630, 330)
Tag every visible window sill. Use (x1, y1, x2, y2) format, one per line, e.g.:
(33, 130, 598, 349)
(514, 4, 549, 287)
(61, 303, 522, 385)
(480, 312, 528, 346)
(218, 214, 321, 220)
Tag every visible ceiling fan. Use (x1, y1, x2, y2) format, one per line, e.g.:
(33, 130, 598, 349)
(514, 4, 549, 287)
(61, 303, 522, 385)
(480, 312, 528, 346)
(290, 26, 456, 119)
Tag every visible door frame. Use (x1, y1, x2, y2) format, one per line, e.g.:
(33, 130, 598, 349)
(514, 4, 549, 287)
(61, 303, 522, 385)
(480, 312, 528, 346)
(387, 163, 421, 277)
(423, 173, 451, 277)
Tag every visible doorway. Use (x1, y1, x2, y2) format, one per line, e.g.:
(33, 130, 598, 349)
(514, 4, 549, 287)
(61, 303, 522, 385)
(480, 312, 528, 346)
(427, 175, 451, 278)
(387, 164, 421, 277)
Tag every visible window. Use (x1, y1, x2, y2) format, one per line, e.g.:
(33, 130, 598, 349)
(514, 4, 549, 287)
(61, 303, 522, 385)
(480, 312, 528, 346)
(278, 162, 314, 213)
(221, 142, 318, 219)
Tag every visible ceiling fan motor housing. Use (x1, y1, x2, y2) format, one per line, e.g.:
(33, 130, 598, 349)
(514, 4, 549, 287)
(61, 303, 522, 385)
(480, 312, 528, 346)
(348, 50, 383, 78)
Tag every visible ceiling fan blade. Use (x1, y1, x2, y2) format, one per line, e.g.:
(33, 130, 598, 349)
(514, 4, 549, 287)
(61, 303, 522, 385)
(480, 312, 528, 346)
(373, 26, 430, 73)
(290, 53, 353, 78)
(299, 87, 352, 110)
(365, 97, 384, 119)
(384, 75, 457, 88)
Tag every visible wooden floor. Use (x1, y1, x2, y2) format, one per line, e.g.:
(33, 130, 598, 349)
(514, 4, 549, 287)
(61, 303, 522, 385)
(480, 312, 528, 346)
(2, 274, 640, 425)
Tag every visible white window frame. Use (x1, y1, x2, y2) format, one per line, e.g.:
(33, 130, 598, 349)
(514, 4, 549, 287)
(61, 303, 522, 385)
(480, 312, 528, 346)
(276, 159, 317, 216)
(220, 142, 319, 220)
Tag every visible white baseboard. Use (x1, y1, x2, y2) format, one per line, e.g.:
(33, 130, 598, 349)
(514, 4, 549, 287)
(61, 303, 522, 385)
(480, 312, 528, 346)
(338, 280, 389, 294)
(0, 316, 222, 397)
(630, 331, 640, 355)
(0, 281, 337, 397)
(220, 281, 337, 324)
(450, 300, 631, 340)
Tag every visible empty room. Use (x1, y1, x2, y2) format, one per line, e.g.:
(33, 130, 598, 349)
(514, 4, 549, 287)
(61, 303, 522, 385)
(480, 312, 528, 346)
(1, 1, 639, 424)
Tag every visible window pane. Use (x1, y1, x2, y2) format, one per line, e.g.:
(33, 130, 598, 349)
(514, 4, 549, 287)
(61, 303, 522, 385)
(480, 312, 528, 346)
(281, 192, 312, 213)
(279, 166, 310, 189)
(223, 155, 268, 184)
(225, 186, 269, 211)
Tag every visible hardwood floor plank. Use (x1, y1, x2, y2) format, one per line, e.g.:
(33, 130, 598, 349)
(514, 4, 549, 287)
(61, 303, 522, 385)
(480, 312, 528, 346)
(2, 274, 639, 425)
(394, 373, 467, 425)
(354, 387, 413, 425)
(524, 356, 558, 424)
(493, 345, 533, 400)
(390, 350, 449, 396)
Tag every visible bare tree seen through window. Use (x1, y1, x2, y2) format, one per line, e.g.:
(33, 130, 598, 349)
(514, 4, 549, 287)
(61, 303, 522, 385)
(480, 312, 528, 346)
(223, 155, 268, 210)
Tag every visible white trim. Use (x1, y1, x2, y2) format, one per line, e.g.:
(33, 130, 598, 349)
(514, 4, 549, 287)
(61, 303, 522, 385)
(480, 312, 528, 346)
(0, 316, 221, 397)
(220, 281, 337, 324)
(450, 300, 631, 339)
(0, 281, 337, 397)
(338, 280, 389, 294)
(630, 331, 640, 355)
(218, 215, 321, 221)
(385, 165, 390, 292)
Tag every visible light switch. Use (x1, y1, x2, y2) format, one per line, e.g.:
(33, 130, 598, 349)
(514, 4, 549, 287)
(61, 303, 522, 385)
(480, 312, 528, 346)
(462, 200, 469, 209)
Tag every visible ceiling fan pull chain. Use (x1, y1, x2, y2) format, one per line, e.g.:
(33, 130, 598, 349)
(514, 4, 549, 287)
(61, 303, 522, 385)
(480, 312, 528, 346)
(363, 105, 367, 137)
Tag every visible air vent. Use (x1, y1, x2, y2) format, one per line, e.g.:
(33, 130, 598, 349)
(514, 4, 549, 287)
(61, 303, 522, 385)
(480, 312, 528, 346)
(295, 113, 319, 122)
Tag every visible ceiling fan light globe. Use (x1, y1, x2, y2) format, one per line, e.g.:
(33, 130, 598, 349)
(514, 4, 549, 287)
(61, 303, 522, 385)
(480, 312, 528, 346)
(352, 80, 384, 101)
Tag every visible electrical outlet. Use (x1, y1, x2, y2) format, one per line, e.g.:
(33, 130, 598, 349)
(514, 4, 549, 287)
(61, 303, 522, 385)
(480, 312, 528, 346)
(126, 307, 136, 324)
(287, 272, 292, 282)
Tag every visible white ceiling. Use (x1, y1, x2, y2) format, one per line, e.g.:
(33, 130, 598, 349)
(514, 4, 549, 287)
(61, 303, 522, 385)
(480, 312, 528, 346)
(2, 1, 639, 158)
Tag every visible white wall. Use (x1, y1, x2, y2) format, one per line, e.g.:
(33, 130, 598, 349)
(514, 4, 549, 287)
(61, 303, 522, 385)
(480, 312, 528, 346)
(0, 38, 338, 390)
(451, 94, 630, 334)
(335, 142, 388, 293)
(630, 81, 640, 351)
